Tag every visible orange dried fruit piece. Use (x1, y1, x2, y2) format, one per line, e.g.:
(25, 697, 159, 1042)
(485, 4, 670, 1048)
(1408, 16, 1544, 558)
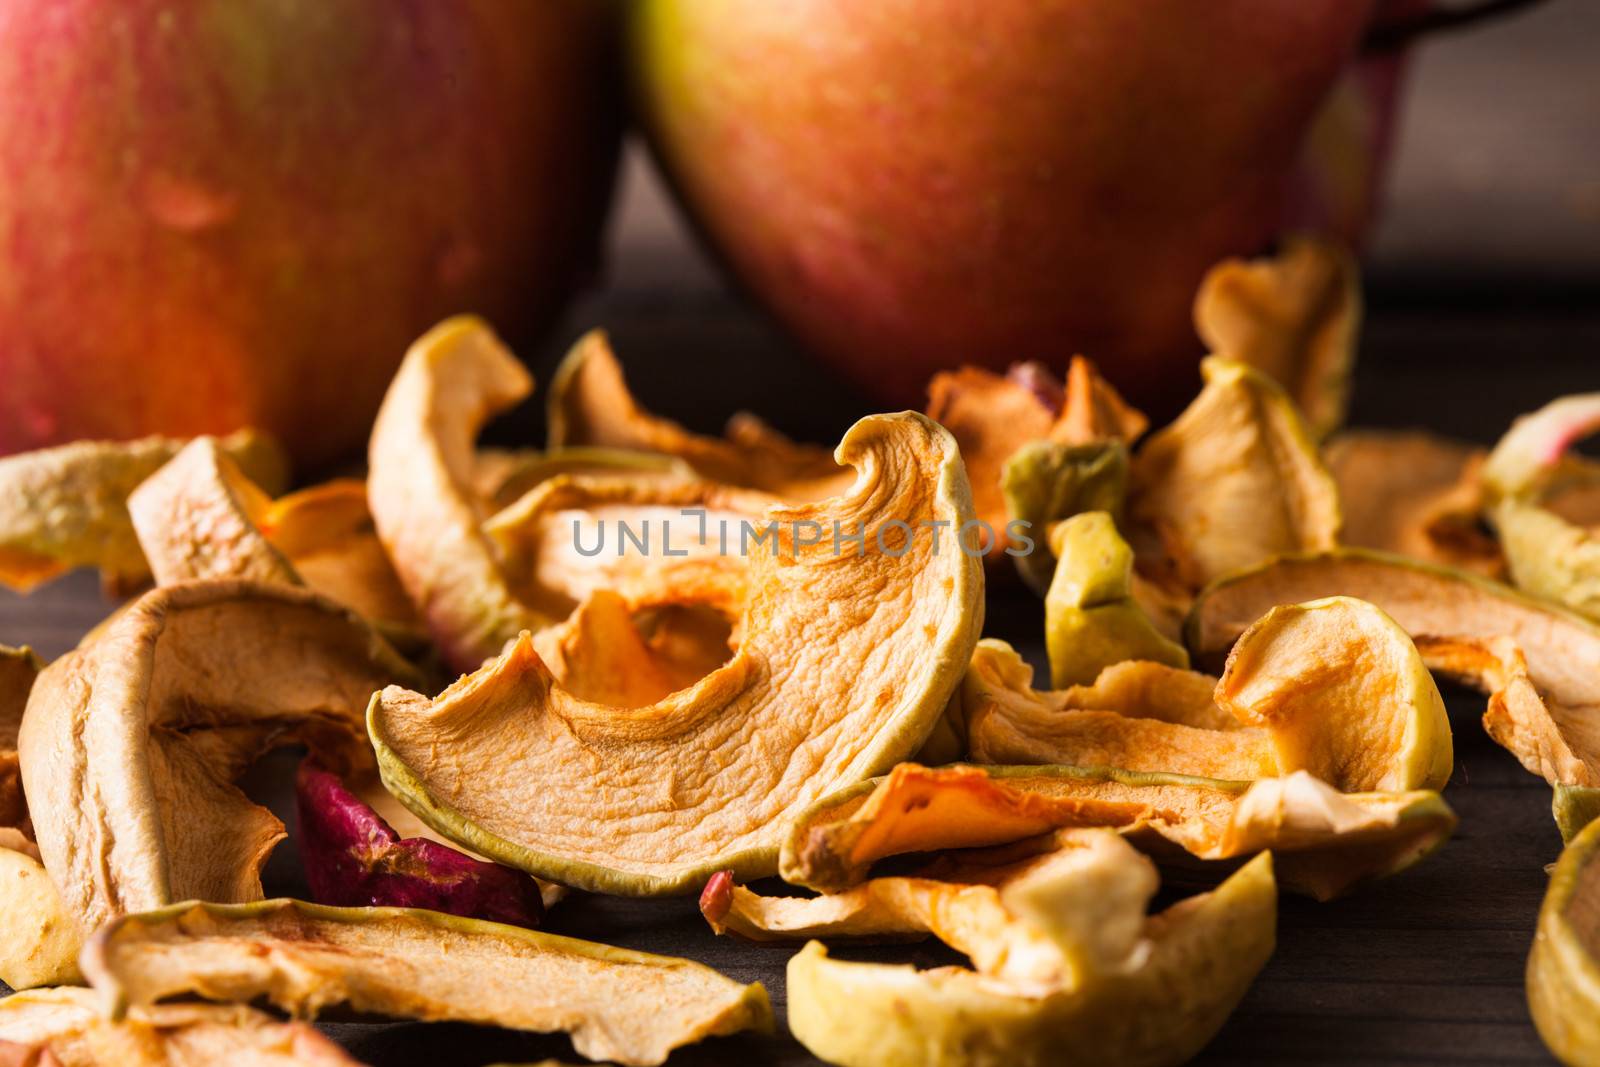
(81, 898, 773, 1067)
(1527, 815, 1600, 1065)
(369, 411, 985, 895)
(965, 594, 1451, 793)
(779, 830, 1275, 1067)
(1484, 393, 1600, 622)
(1194, 236, 1360, 441)
(1323, 430, 1502, 577)
(0, 429, 287, 594)
(1128, 357, 1341, 591)
(18, 581, 423, 939)
(549, 328, 848, 500)
(776, 763, 1453, 902)
(0, 986, 362, 1066)
(1043, 511, 1188, 687)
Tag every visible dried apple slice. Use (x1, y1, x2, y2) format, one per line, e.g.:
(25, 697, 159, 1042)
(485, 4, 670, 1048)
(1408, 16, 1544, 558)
(1193, 236, 1359, 441)
(1000, 439, 1128, 593)
(1484, 393, 1600, 621)
(482, 445, 693, 510)
(1044, 512, 1188, 687)
(81, 898, 773, 1067)
(1528, 816, 1600, 1064)
(484, 474, 772, 621)
(1187, 549, 1600, 722)
(18, 581, 423, 936)
(296, 759, 545, 927)
(0, 986, 362, 1066)
(785, 832, 1275, 1067)
(1056, 354, 1149, 446)
(1128, 357, 1341, 590)
(965, 591, 1452, 795)
(370, 411, 985, 895)
(548, 329, 848, 500)
(0, 429, 287, 593)
(776, 762, 1453, 902)
(1323, 430, 1502, 577)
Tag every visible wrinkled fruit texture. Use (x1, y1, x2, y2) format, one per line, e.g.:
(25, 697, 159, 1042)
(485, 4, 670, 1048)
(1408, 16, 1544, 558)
(549, 329, 848, 500)
(0, 986, 362, 1066)
(1129, 357, 1341, 592)
(370, 411, 985, 895)
(960, 594, 1450, 795)
(18, 581, 423, 936)
(1528, 816, 1600, 1065)
(785, 832, 1277, 1067)
(776, 762, 1453, 902)
(1323, 430, 1502, 577)
(82, 898, 772, 1067)
(0, 429, 287, 593)
(296, 759, 544, 928)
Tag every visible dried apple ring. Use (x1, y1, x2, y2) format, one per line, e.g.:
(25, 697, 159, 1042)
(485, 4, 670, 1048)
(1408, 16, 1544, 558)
(370, 411, 984, 895)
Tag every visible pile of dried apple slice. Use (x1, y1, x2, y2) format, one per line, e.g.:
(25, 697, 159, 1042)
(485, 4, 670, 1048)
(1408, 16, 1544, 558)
(0, 240, 1590, 1065)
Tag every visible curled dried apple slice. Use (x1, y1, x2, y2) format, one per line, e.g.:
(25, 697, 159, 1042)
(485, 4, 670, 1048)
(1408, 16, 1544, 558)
(367, 316, 559, 671)
(18, 581, 423, 936)
(1323, 430, 1502, 577)
(1000, 439, 1128, 593)
(484, 474, 772, 621)
(296, 759, 545, 927)
(785, 832, 1275, 1067)
(0, 986, 361, 1066)
(1057, 354, 1149, 446)
(1044, 512, 1188, 687)
(129, 443, 424, 651)
(1128, 357, 1341, 591)
(0, 429, 287, 593)
(777, 763, 1453, 902)
(482, 445, 693, 510)
(370, 411, 985, 895)
(81, 898, 773, 1067)
(1528, 816, 1600, 1064)
(1194, 236, 1359, 441)
(1484, 393, 1600, 621)
(549, 329, 848, 500)
(966, 593, 1451, 795)
(1188, 549, 1600, 721)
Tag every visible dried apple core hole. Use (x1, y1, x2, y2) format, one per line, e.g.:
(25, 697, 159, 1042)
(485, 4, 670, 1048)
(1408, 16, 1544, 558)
(632, 603, 737, 684)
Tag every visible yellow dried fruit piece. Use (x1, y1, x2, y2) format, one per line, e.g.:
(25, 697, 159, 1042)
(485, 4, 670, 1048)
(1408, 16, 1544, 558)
(1044, 512, 1188, 687)
(777, 763, 1453, 902)
(19, 581, 423, 936)
(81, 898, 772, 1067)
(1194, 236, 1360, 441)
(0, 986, 361, 1066)
(965, 593, 1452, 795)
(1484, 393, 1600, 622)
(785, 830, 1275, 1067)
(1323, 430, 1502, 578)
(1128, 357, 1341, 591)
(549, 329, 848, 500)
(370, 411, 985, 895)
(0, 429, 287, 593)
(1528, 816, 1600, 1065)
(1000, 440, 1128, 593)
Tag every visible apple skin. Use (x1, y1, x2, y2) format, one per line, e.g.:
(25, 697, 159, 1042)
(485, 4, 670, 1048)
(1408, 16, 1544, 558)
(630, 0, 1381, 414)
(0, 0, 621, 468)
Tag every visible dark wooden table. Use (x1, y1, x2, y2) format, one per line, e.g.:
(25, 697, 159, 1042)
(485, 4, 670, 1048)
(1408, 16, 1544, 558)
(3, 289, 1597, 1065)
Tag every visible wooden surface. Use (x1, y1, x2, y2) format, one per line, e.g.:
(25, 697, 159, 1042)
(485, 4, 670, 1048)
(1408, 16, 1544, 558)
(3, 298, 1597, 1066)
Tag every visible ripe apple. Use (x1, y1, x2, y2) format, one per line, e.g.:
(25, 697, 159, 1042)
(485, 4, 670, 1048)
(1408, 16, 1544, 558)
(0, 0, 621, 468)
(630, 0, 1384, 414)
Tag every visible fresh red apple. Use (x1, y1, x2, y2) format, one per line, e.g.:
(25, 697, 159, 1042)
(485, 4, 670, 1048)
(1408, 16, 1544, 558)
(629, 0, 1383, 414)
(0, 0, 620, 468)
